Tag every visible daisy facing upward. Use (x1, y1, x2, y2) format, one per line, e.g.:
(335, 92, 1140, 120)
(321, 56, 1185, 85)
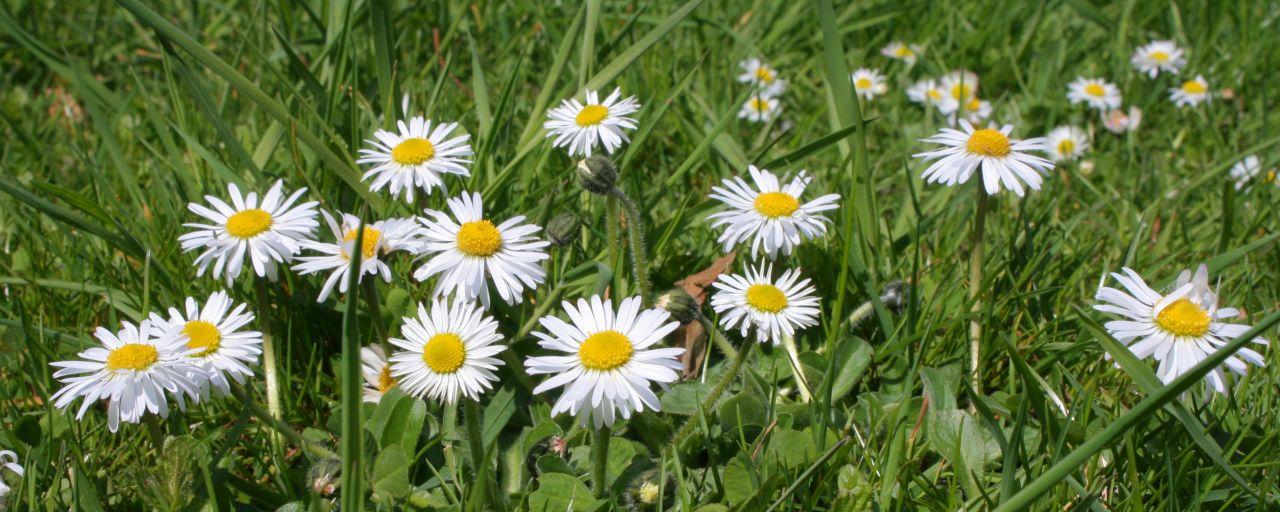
(544, 88, 641, 157)
(149, 291, 263, 397)
(180, 180, 319, 285)
(1131, 40, 1186, 78)
(1044, 126, 1090, 162)
(1170, 75, 1211, 107)
(913, 120, 1055, 196)
(358, 117, 473, 203)
(710, 263, 821, 345)
(738, 94, 781, 123)
(293, 211, 420, 302)
(737, 58, 787, 97)
(850, 68, 889, 100)
(1067, 77, 1122, 111)
(707, 165, 840, 259)
(388, 298, 507, 403)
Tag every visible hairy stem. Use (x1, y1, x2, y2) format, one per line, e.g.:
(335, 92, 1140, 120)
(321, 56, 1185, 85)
(610, 187, 652, 303)
(253, 276, 284, 444)
(968, 187, 989, 403)
(465, 399, 494, 510)
(592, 424, 612, 499)
(672, 341, 754, 448)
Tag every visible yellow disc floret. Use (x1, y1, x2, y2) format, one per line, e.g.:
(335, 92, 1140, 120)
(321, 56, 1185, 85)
(422, 333, 467, 374)
(226, 209, 273, 239)
(456, 220, 503, 257)
(1057, 139, 1076, 156)
(106, 343, 160, 372)
(1150, 51, 1170, 62)
(966, 129, 1012, 157)
(1085, 83, 1106, 97)
(1182, 80, 1207, 94)
(753, 192, 800, 219)
(745, 284, 788, 313)
(575, 105, 609, 127)
(342, 226, 383, 259)
(183, 320, 222, 357)
(578, 330, 633, 371)
(755, 66, 775, 83)
(377, 365, 396, 393)
(391, 138, 436, 166)
(1155, 298, 1211, 337)
(855, 78, 873, 90)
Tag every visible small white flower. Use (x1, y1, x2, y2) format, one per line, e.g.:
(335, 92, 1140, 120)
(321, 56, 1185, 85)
(738, 94, 781, 123)
(1229, 155, 1277, 191)
(907, 79, 944, 106)
(711, 263, 820, 345)
(707, 165, 840, 259)
(180, 181, 319, 285)
(944, 97, 992, 127)
(1131, 40, 1186, 78)
(1067, 77, 1122, 111)
(50, 320, 206, 432)
(881, 42, 923, 65)
(914, 121, 1055, 196)
(850, 68, 888, 100)
(1044, 126, 1089, 162)
(1101, 106, 1143, 134)
(293, 211, 420, 302)
(544, 88, 641, 157)
(1170, 75, 1211, 107)
(357, 117, 473, 203)
(525, 295, 684, 428)
(937, 70, 980, 114)
(0, 449, 21, 498)
(737, 58, 787, 97)
(412, 192, 550, 307)
(361, 345, 396, 402)
(149, 291, 263, 397)
(388, 298, 506, 403)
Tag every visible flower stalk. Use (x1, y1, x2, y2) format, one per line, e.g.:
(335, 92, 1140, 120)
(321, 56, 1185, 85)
(968, 186, 989, 401)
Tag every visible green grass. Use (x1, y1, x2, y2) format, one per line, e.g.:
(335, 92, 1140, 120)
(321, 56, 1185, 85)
(2, 0, 1279, 510)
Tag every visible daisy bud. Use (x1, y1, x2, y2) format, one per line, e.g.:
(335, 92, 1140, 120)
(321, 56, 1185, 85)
(576, 155, 617, 195)
(655, 288, 700, 324)
(308, 457, 340, 496)
(546, 211, 581, 247)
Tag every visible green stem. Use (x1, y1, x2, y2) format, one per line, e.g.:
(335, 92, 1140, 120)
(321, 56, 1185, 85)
(464, 400, 494, 510)
(228, 384, 337, 459)
(672, 341, 754, 448)
(143, 414, 166, 450)
(968, 186, 989, 403)
(253, 276, 284, 446)
(592, 424, 612, 499)
(610, 187, 652, 303)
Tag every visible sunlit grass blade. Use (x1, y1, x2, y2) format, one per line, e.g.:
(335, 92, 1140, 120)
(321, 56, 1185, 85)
(340, 215, 368, 512)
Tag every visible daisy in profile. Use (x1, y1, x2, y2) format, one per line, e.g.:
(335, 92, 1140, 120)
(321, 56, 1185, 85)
(850, 68, 888, 100)
(1094, 264, 1267, 393)
(1229, 155, 1276, 190)
(938, 70, 979, 114)
(907, 79, 944, 106)
(50, 320, 206, 432)
(707, 165, 840, 259)
(0, 449, 21, 498)
(1067, 77, 1122, 111)
(945, 97, 992, 127)
(412, 192, 550, 307)
(738, 94, 781, 123)
(1170, 75, 1211, 107)
(357, 117, 473, 203)
(1102, 106, 1142, 134)
(711, 263, 820, 345)
(294, 211, 420, 302)
(149, 291, 262, 396)
(881, 42, 923, 65)
(914, 120, 1055, 196)
(181, 181, 319, 285)
(388, 298, 506, 403)
(1131, 40, 1186, 78)
(524, 295, 684, 428)
(544, 88, 641, 157)
(737, 58, 787, 97)
(1045, 126, 1089, 162)
(361, 345, 396, 402)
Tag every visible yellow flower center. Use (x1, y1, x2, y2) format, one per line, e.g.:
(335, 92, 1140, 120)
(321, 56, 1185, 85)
(578, 330, 634, 371)
(183, 320, 222, 358)
(755, 66, 775, 83)
(422, 333, 466, 374)
(753, 191, 800, 218)
(1085, 83, 1106, 97)
(966, 129, 1011, 157)
(1154, 298, 1211, 337)
(965, 98, 982, 112)
(745, 284, 788, 313)
(377, 365, 396, 392)
(927, 89, 942, 101)
(950, 83, 973, 100)
(575, 105, 609, 127)
(105, 343, 160, 372)
(1265, 170, 1277, 184)
(855, 78, 873, 90)
(1182, 80, 1207, 94)
(1150, 51, 1170, 62)
(342, 226, 383, 259)
(456, 220, 503, 257)
(895, 46, 914, 58)
(1057, 139, 1076, 156)
(225, 209, 273, 239)
(750, 97, 769, 112)
(391, 137, 436, 166)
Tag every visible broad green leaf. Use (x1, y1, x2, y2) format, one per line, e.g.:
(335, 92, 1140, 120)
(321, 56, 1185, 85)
(527, 473, 602, 512)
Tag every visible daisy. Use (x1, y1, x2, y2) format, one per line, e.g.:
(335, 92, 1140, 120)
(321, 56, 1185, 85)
(49, 320, 206, 432)
(1101, 106, 1143, 134)
(1044, 126, 1089, 162)
(361, 345, 396, 402)
(1131, 40, 1186, 78)
(544, 88, 641, 157)
(707, 165, 841, 259)
(0, 450, 20, 498)
(149, 291, 263, 396)
(1229, 155, 1276, 190)
(937, 70, 979, 114)
(357, 117, 473, 203)
(1170, 75, 1211, 107)
(907, 79, 944, 106)
(1094, 264, 1268, 394)
(294, 211, 421, 302)
(945, 97, 992, 127)
(1067, 77, 1122, 111)
(388, 298, 506, 403)
(524, 295, 684, 428)
(881, 42, 923, 65)
(850, 68, 888, 100)
(710, 263, 820, 345)
(412, 191, 550, 307)
(736, 58, 787, 97)
(737, 94, 781, 123)
(180, 180, 319, 285)
(914, 120, 1055, 196)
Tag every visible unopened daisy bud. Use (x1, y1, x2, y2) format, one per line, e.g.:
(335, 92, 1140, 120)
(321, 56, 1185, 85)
(308, 457, 340, 496)
(655, 288, 700, 324)
(576, 155, 617, 195)
(637, 481, 661, 505)
(546, 211, 581, 247)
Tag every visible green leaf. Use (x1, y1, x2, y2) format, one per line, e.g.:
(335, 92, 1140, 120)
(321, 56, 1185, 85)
(722, 458, 756, 506)
(370, 444, 414, 502)
(659, 382, 714, 416)
(366, 388, 427, 452)
(527, 473, 603, 512)
(483, 386, 517, 448)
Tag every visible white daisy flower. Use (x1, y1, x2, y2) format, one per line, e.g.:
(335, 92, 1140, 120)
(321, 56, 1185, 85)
(544, 88, 641, 157)
(881, 42, 923, 65)
(737, 94, 781, 123)
(524, 295, 684, 428)
(294, 211, 421, 302)
(907, 79, 944, 106)
(1229, 155, 1276, 191)
(707, 165, 840, 259)
(357, 117, 473, 203)
(1045, 126, 1089, 162)
(361, 345, 396, 403)
(937, 70, 979, 114)
(914, 120, 1055, 196)
(149, 291, 262, 397)
(388, 298, 506, 403)
(710, 263, 820, 345)
(0, 450, 21, 498)
(412, 192, 550, 307)
(1067, 77, 1122, 111)
(180, 180, 319, 285)
(1094, 264, 1268, 394)
(1131, 40, 1186, 78)
(49, 320, 206, 432)
(850, 68, 888, 100)
(736, 58, 787, 97)
(944, 97, 992, 127)
(1170, 75, 1211, 107)
(1101, 106, 1143, 134)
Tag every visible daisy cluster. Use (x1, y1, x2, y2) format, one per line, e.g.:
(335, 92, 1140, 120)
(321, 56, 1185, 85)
(736, 58, 786, 123)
